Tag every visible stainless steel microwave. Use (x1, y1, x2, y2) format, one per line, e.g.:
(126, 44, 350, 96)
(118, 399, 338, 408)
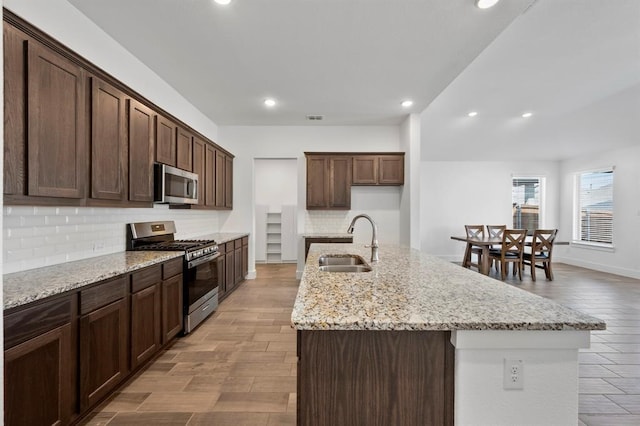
(154, 163, 199, 204)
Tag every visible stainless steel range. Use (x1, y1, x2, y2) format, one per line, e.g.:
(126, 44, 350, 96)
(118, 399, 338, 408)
(127, 221, 221, 333)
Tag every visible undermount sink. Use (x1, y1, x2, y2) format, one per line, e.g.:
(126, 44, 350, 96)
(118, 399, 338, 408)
(318, 255, 371, 272)
(318, 254, 367, 266)
(318, 265, 372, 273)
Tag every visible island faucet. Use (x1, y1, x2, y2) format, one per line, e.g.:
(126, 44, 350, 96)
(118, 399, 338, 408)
(347, 214, 379, 262)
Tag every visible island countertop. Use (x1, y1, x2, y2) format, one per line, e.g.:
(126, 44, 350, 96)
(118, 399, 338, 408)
(291, 243, 605, 331)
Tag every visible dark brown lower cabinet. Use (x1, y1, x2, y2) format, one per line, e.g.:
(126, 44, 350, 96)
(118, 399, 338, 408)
(79, 297, 128, 410)
(242, 237, 249, 279)
(234, 245, 243, 286)
(217, 253, 227, 301)
(297, 330, 455, 426)
(162, 274, 183, 344)
(225, 247, 235, 293)
(130, 266, 162, 370)
(4, 295, 77, 426)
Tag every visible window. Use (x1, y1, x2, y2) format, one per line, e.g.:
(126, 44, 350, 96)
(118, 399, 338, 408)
(512, 177, 543, 232)
(575, 169, 614, 245)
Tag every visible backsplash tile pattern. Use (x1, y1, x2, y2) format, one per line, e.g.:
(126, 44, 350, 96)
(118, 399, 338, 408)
(3, 205, 219, 274)
(304, 211, 351, 234)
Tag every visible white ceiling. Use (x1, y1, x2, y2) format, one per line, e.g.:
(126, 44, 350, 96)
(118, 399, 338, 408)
(67, 0, 640, 161)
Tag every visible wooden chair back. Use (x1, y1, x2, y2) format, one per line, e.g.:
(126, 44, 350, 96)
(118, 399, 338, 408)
(501, 229, 527, 257)
(486, 225, 506, 239)
(465, 225, 485, 239)
(531, 229, 558, 259)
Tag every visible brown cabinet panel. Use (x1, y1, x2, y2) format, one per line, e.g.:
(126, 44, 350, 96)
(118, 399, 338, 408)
(234, 246, 243, 285)
(217, 255, 227, 300)
(130, 283, 161, 369)
(176, 126, 193, 171)
(215, 149, 225, 208)
(162, 274, 183, 344)
(378, 155, 404, 185)
(79, 297, 128, 410)
(3, 24, 27, 195)
(306, 156, 328, 208)
(352, 156, 378, 185)
(131, 265, 162, 293)
(162, 257, 183, 280)
(90, 77, 127, 201)
(4, 323, 74, 426)
(27, 41, 86, 199)
(225, 155, 233, 209)
(128, 99, 155, 202)
(155, 114, 176, 167)
(242, 240, 249, 279)
(328, 157, 351, 208)
(225, 250, 235, 293)
(205, 143, 216, 207)
(192, 137, 206, 207)
(80, 276, 127, 315)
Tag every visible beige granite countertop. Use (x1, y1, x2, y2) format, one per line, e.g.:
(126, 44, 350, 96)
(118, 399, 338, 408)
(196, 232, 249, 244)
(302, 233, 353, 239)
(3, 251, 183, 310)
(291, 243, 606, 331)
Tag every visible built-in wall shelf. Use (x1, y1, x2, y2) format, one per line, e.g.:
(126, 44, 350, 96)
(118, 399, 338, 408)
(266, 212, 282, 263)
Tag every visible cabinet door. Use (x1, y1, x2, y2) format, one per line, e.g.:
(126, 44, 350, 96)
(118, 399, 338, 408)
(225, 155, 233, 209)
(79, 298, 128, 410)
(90, 77, 127, 201)
(306, 156, 328, 208)
(215, 149, 226, 208)
(162, 274, 183, 344)
(3, 24, 27, 196)
(128, 99, 155, 202)
(176, 126, 193, 171)
(225, 250, 235, 292)
(4, 323, 73, 426)
(328, 157, 351, 209)
(27, 41, 86, 198)
(234, 246, 243, 285)
(378, 155, 404, 185)
(131, 283, 161, 369)
(155, 114, 176, 166)
(205, 144, 216, 207)
(192, 137, 206, 207)
(352, 156, 378, 185)
(242, 239, 249, 279)
(216, 255, 227, 300)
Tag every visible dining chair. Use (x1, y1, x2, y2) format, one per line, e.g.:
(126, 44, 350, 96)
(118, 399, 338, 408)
(463, 225, 484, 270)
(488, 229, 527, 281)
(486, 225, 506, 271)
(523, 229, 558, 281)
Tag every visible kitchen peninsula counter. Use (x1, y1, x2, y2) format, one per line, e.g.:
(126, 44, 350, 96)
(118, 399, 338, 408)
(3, 251, 183, 310)
(292, 243, 605, 426)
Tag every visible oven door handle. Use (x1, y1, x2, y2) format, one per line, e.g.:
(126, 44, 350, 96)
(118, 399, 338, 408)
(187, 252, 221, 268)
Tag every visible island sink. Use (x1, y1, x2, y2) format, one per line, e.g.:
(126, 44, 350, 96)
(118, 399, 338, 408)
(318, 254, 372, 272)
(318, 265, 372, 273)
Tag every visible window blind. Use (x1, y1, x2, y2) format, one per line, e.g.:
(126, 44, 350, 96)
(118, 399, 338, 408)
(578, 169, 614, 244)
(512, 177, 540, 231)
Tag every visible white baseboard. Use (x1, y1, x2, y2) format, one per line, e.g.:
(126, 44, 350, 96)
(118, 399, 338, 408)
(553, 256, 640, 280)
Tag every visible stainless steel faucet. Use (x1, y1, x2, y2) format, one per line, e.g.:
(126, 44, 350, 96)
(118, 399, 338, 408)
(347, 214, 379, 262)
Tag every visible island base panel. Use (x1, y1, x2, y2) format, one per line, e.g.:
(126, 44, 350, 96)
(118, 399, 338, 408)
(297, 330, 454, 426)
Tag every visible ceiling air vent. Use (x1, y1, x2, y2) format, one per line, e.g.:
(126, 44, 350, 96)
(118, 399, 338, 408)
(306, 115, 324, 121)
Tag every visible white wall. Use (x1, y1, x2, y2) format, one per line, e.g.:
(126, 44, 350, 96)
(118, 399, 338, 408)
(255, 159, 298, 211)
(420, 160, 561, 261)
(218, 125, 401, 276)
(2, 0, 225, 274)
(557, 144, 640, 279)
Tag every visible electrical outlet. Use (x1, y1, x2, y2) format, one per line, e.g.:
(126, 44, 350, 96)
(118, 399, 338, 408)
(503, 359, 524, 390)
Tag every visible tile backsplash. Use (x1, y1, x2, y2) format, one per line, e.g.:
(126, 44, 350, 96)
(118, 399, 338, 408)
(3, 205, 219, 274)
(304, 211, 351, 233)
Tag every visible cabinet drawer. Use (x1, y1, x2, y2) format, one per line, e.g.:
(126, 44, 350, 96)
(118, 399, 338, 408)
(226, 242, 235, 253)
(234, 239, 243, 249)
(80, 276, 127, 315)
(4, 294, 76, 349)
(217, 243, 226, 253)
(242, 236, 248, 246)
(162, 258, 183, 279)
(131, 265, 162, 293)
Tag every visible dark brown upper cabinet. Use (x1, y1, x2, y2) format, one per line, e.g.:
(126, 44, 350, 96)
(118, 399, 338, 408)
(27, 40, 86, 199)
(176, 126, 193, 172)
(205, 143, 216, 207)
(225, 154, 233, 209)
(128, 99, 155, 203)
(306, 154, 351, 210)
(352, 154, 404, 186)
(215, 149, 233, 210)
(90, 77, 127, 201)
(192, 137, 206, 207)
(155, 114, 177, 167)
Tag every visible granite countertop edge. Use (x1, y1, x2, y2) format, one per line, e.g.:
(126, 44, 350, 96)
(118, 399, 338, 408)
(291, 244, 606, 332)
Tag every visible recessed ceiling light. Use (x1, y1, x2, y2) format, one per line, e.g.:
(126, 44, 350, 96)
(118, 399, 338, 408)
(264, 98, 276, 107)
(522, 112, 533, 118)
(214, 0, 231, 5)
(401, 100, 413, 108)
(468, 111, 478, 117)
(476, 0, 500, 9)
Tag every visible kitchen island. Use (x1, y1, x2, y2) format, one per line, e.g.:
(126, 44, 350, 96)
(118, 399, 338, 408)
(292, 244, 605, 426)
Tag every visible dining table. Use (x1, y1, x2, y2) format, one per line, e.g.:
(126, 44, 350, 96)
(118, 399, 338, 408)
(450, 235, 569, 275)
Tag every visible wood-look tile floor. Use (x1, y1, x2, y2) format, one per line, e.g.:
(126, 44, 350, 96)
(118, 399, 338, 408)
(81, 262, 640, 425)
